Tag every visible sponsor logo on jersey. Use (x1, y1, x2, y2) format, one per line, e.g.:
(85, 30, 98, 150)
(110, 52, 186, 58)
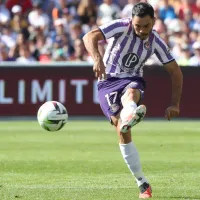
(122, 53, 139, 72)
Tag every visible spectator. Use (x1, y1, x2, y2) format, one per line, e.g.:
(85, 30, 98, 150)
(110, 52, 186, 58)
(8, 32, 28, 59)
(77, 0, 97, 24)
(70, 38, 88, 61)
(158, 0, 176, 23)
(53, 48, 67, 61)
(51, 33, 73, 60)
(28, 39, 40, 60)
(60, 34, 74, 58)
(70, 22, 85, 43)
(52, 0, 79, 20)
(177, 0, 200, 20)
(16, 45, 36, 63)
(192, 13, 200, 32)
(36, 0, 55, 17)
(121, 0, 136, 18)
(50, 18, 71, 45)
(28, 0, 50, 34)
(153, 18, 167, 34)
(6, 0, 32, 15)
(181, 10, 196, 31)
(177, 43, 191, 66)
(1, 25, 17, 49)
(0, 0, 11, 25)
(60, 8, 74, 33)
(97, 0, 121, 25)
(39, 47, 52, 63)
(189, 41, 200, 67)
(10, 5, 29, 38)
(189, 30, 199, 45)
(0, 43, 15, 61)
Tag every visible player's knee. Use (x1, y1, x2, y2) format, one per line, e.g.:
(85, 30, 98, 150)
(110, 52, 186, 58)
(121, 88, 140, 106)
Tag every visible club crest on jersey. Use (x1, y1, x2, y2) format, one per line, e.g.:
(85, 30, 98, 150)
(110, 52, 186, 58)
(144, 41, 151, 51)
(122, 53, 139, 72)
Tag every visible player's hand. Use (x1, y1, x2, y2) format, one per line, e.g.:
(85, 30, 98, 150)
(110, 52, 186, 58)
(165, 105, 180, 121)
(93, 59, 106, 80)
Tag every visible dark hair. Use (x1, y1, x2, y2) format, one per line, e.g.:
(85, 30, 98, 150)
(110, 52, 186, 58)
(132, 2, 154, 18)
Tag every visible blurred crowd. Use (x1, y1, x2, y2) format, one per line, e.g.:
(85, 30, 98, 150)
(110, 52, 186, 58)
(0, 0, 200, 66)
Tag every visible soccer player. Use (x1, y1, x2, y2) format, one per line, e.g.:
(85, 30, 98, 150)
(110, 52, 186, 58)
(83, 2, 183, 199)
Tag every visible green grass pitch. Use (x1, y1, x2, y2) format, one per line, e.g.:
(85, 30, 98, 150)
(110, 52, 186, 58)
(0, 120, 200, 200)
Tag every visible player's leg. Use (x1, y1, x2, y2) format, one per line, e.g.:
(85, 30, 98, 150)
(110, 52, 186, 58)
(111, 115, 152, 199)
(97, 78, 151, 198)
(120, 88, 146, 133)
(119, 88, 151, 198)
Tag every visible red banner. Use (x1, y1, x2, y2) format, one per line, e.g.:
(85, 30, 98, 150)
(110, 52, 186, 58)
(0, 66, 199, 117)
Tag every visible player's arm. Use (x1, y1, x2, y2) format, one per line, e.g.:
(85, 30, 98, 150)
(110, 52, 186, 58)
(164, 60, 183, 120)
(83, 29, 105, 79)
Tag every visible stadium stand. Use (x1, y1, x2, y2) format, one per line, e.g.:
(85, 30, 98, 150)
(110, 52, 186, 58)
(0, 0, 199, 66)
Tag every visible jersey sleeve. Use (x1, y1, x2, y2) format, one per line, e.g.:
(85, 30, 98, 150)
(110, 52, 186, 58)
(154, 32, 175, 64)
(99, 18, 130, 40)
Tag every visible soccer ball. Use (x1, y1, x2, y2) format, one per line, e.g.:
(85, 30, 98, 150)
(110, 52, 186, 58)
(37, 101, 68, 131)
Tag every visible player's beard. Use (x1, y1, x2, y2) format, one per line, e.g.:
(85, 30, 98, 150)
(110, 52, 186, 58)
(134, 29, 152, 40)
(138, 34, 148, 40)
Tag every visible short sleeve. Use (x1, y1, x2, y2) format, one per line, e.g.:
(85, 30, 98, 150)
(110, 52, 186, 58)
(99, 18, 130, 40)
(154, 32, 174, 64)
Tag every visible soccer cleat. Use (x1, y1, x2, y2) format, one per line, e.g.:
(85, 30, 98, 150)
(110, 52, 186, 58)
(120, 105, 146, 133)
(139, 182, 152, 199)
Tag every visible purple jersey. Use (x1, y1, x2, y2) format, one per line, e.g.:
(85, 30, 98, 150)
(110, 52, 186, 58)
(99, 18, 174, 78)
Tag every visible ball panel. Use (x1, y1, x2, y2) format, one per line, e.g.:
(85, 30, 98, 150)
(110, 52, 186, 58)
(57, 122, 65, 131)
(39, 122, 51, 131)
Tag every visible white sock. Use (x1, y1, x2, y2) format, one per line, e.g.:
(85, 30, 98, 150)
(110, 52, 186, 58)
(120, 101, 137, 121)
(119, 141, 148, 187)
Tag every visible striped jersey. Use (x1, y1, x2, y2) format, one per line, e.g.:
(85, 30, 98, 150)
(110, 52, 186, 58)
(99, 18, 174, 78)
